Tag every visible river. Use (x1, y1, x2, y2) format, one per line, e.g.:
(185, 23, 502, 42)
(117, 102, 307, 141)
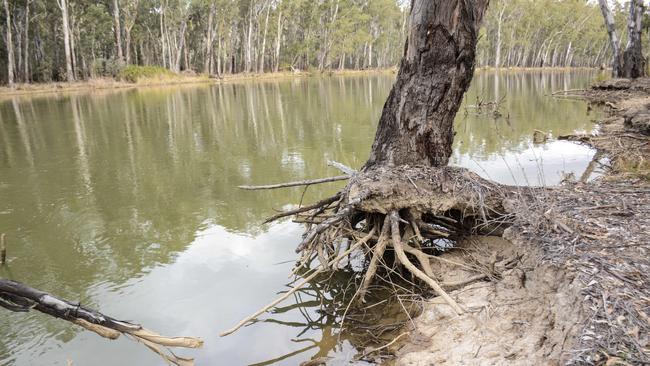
(0, 70, 601, 365)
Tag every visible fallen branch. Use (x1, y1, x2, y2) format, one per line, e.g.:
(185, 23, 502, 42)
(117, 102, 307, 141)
(356, 332, 409, 359)
(263, 194, 340, 224)
(551, 88, 586, 95)
(295, 206, 353, 253)
(220, 227, 377, 337)
(0, 279, 202, 366)
(327, 160, 357, 176)
(238, 175, 349, 190)
(0, 234, 5, 265)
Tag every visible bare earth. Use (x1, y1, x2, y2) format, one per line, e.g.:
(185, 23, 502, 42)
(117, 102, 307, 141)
(394, 79, 650, 366)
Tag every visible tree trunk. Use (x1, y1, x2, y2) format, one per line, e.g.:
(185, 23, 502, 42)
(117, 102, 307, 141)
(364, 0, 489, 169)
(160, 5, 167, 69)
(3, 0, 14, 87)
(245, 3, 254, 73)
(273, 9, 282, 72)
(495, 5, 505, 68)
(258, 0, 270, 72)
(125, 27, 132, 65)
(598, 0, 623, 77)
(204, 2, 215, 74)
(57, 0, 74, 81)
(622, 0, 645, 78)
(112, 0, 124, 64)
(173, 20, 188, 72)
(23, 0, 30, 82)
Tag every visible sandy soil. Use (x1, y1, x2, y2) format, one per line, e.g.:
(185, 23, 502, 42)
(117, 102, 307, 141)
(392, 78, 650, 366)
(395, 236, 585, 366)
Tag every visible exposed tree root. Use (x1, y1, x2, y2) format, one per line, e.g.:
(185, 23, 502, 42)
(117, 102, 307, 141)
(222, 164, 517, 337)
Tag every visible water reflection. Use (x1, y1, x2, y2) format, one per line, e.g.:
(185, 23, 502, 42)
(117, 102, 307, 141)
(0, 71, 599, 365)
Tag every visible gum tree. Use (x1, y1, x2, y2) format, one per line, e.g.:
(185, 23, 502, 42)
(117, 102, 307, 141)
(222, 0, 505, 336)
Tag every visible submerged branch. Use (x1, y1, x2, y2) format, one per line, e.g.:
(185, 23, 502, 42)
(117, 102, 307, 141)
(0, 279, 202, 366)
(263, 194, 341, 224)
(238, 175, 349, 190)
(327, 160, 357, 176)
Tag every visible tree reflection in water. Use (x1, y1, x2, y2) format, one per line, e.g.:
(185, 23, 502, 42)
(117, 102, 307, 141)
(250, 256, 425, 365)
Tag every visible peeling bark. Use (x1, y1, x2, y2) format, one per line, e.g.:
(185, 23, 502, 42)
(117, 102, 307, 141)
(365, 0, 488, 169)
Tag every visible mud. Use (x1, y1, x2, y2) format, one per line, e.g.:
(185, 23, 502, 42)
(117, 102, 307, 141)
(392, 78, 650, 366)
(395, 236, 585, 366)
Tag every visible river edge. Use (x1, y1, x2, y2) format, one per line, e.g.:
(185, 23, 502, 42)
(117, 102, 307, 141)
(0, 69, 397, 98)
(0, 67, 603, 99)
(391, 79, 650, 365)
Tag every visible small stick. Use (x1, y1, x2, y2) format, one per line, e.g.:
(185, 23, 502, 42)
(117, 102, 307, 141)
(327, 160, 357, 176)
(263, 194, 340, 224)
(238, 175, 349, 190)
(357, 332, 409, 359)
(220, 227, 377, 337)
(1, 234, 6, 265)
(441, 274, 489, 290)
(390, 211, 464, 315)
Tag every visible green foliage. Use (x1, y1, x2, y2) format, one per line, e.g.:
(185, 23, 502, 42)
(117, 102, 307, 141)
(93, 59, 123, 78)
(118, 65, 176, 83)
(0, 0, 640, 84)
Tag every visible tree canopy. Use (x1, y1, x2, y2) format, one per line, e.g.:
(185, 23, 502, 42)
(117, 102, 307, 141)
(0, 0, 640, 84)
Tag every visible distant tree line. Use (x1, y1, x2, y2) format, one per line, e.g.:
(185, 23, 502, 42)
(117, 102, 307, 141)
(0, 0, 643, 86)
(479, 0, 627, 69)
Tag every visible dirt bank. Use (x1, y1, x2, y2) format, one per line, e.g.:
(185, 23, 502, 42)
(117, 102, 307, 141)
(0, 69, 396, 99)
(393, 79, 650, 365)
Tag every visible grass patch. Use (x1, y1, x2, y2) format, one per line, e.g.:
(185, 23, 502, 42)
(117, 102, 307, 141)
(118, 65, 176, 83)
(613, 156, 650, 181)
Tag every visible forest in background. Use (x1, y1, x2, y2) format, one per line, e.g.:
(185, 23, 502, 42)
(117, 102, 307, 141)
(0, 0, 640, 85)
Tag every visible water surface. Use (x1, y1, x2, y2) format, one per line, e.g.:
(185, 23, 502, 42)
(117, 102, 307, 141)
(0, 70, 600, 365)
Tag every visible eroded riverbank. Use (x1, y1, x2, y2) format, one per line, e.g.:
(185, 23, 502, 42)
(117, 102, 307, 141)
(393, 79, 650, 366)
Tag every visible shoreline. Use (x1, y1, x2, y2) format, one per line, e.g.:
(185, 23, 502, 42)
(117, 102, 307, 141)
(0, 67, 602, 99)
(0, 69, 397, 99)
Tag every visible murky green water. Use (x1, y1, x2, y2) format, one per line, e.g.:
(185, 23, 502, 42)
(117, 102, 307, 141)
(0, 71, 600, 365)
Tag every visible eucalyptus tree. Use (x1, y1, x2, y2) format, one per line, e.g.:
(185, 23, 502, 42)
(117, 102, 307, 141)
(56, 0, 75, 81)
(598, 0, 645, 78)
(3, 0, 14, 87)
(112, 0, 124, 64)
(0, 0, 633, 85)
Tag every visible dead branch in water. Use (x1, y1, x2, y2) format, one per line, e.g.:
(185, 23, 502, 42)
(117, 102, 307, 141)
(0, 234, 6, 265)
(263, 194, 341, 224)
(327, 160, 357, 176)
(223, 165, 517, 338)
(0, 279, 202, 366)
(238, 175, 349, 190)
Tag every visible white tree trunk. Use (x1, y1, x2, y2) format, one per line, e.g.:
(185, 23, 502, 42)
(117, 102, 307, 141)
(258, 0, 271, 72)
(204, 2, 215, 74)
(495, 5, 505, 68)
(597, 0, 622, 77)
(3, 0, 14, 87)
(245, 3, 254, 72)
(113, 0, 124, 64)
(274, 9, 282, 72)
(57, 0, 75, 81)
(23, 0, 30, 82)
